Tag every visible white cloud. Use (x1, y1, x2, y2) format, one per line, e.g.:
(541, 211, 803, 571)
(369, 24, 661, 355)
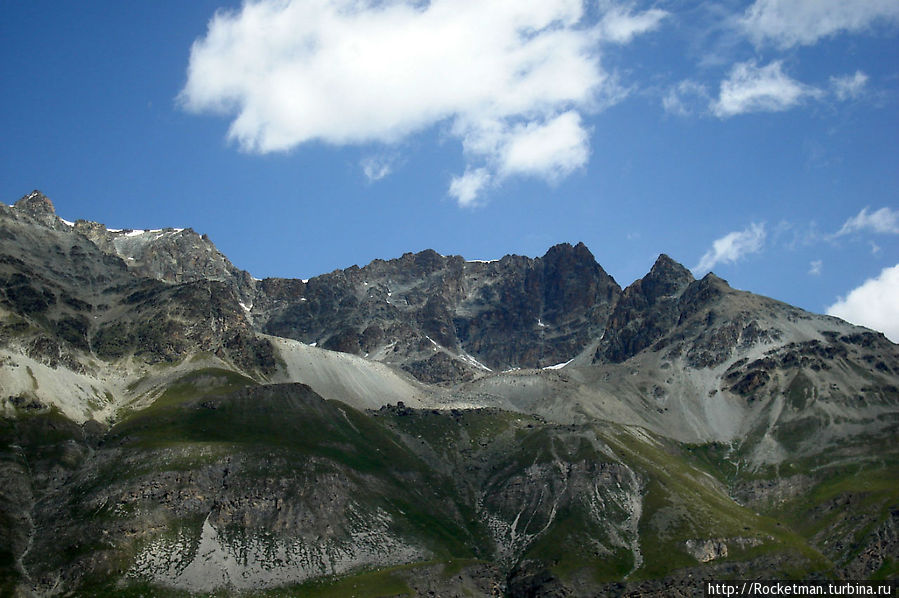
(597, 4, 668, 44)
(809, 260, 822, 276)
(449, 168, 491, 208)
(836, 206, 899, 236)
(499, 112, 590, 179)
(827, 264, 899, 343)
(830, 71, 869, 101)
(693, 223, 766, 274)
(712, 60, 818, 118)
(360, 154, 396, 182)
(663, 80, 710, 116)
(741, 0, 899, 48)
(181, 0, 665, 205)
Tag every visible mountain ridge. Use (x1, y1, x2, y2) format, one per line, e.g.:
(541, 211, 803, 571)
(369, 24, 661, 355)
(2, 190, 897, 596)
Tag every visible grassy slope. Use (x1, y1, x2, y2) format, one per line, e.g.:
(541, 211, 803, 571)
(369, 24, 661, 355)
(92, 380, 483, 592)
(3, 370, 895, 595)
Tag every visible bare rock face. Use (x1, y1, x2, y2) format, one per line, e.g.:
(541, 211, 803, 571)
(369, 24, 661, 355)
(0, 193, 275, 382)
(11, 190, 63, 230)
(261, 242, 621, 379)
(684, 538, 728, 562)
(596, 254, 694, 363)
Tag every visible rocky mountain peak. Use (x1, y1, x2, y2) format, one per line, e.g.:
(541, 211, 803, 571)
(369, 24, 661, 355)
(639, 254, 695, 302)
(542, 240, 593, 261)
(12, 190, 61, 228)
(14, 190, 55, 215)
(404, 248, 448, 277)
(649, 253, 692, 281)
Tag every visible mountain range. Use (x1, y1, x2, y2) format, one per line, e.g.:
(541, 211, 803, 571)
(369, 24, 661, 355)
(1, 191, 897, 597)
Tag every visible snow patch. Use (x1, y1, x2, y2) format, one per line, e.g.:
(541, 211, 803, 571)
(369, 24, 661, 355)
(121, 228, 181, 238)
(59, 218, 75, 227)
(458, 351, 492, 372)
(544, 359, 573, 370)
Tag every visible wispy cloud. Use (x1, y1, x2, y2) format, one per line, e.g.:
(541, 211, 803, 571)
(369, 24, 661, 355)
(808, 260, 822, 275)
(360, 154, 397, 182)
(181, 0, 665, 207)
(740, 0, 899, 48)
(693, 223, 766, 274)
(830, 71, 869, 101)
(827, 264, 899, 342)
(711, 60, 818, 118)
(597, 4, 668, 44)
(662, 80, 710, 117)
(836, 206, 899, 236)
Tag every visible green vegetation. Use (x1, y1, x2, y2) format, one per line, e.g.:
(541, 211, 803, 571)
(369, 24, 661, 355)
(147, 368, 258, 411)
(771, 460, 899, 564)
(106, 384, 483, 563)
(3, 384, 896, 595)
(600, 425, 830, 580)
(785, 371, 815, 410)
(255, 566, 413, 597)
(525, 501, 635, 582)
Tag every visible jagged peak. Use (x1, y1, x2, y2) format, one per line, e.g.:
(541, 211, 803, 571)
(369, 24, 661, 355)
(542, 241, 594, 261)
(647, 254, 694, 285)
(14, 190, 56, 216)
(621, 253, 694, 305)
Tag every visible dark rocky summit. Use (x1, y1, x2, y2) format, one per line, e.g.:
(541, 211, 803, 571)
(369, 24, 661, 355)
(1, 191, 897, 597)
(259, 241, 620, 379)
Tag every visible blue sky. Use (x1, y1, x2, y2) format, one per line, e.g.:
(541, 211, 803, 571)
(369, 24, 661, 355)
(2, 1, 898, 340)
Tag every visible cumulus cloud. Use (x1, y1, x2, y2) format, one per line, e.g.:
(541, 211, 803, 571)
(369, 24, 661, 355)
(712, 60, 818, 117)
(830, 71, 869, 101)
(497, 112, 590, 180)
(836, 206, 899, 236)
(827, 264, 899, 343)
(693, 223, 766, 274)
(181, 0, 665, 205)
(740, 0, 899, 48)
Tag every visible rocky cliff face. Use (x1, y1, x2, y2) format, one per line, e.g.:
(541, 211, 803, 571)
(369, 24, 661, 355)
(259, 242, 620, 380)
(0, 193, 274, 422)
(1, 191, 898, 597)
